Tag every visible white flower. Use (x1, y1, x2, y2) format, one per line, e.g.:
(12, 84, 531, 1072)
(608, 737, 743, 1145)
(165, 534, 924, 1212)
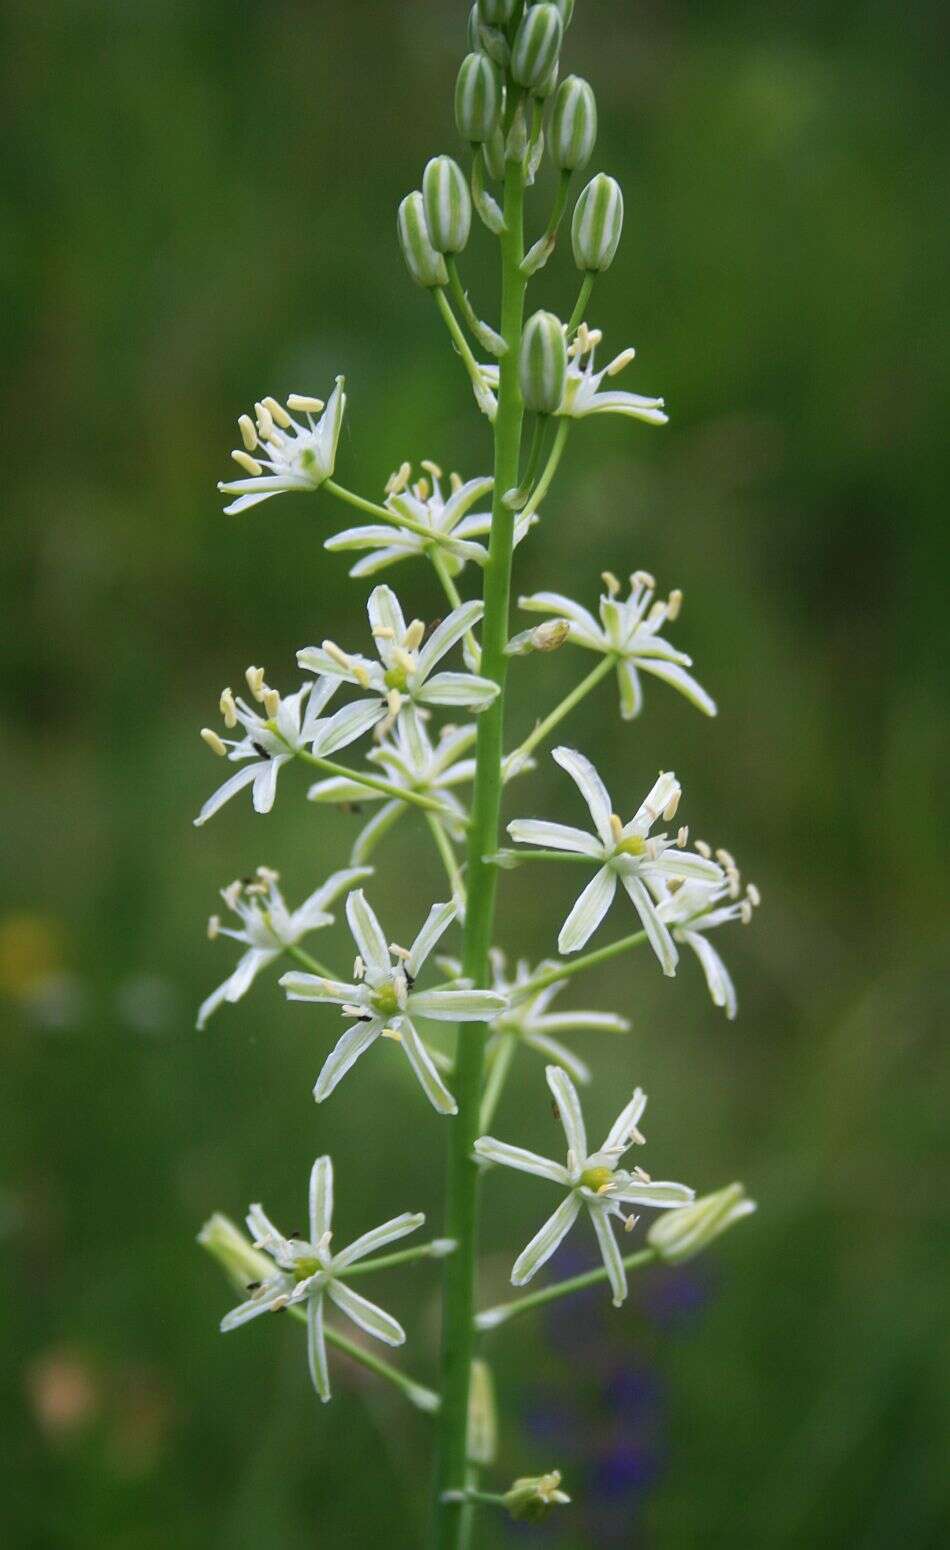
(218, 383, 346, 514)
(195, 673, 382, 826)
(519, 569, 716, 720)
(649, 847, 760, 1019)
(440, 949, 629, 1085)
(278, 891, 505, 1114)
(307, 710, 532, 865)
(474, 1066, 693, 1306)
(325, 461, 495, 578)
(507, 747, 724, 972)
(197, 863, 372, 1030)
(220, 1155, 423, 1402)
(297, 585, 498, 736)
(480, 323, 667, 426)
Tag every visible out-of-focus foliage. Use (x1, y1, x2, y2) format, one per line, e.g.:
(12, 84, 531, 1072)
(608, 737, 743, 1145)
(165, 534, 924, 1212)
(2, 2, 947, 1546)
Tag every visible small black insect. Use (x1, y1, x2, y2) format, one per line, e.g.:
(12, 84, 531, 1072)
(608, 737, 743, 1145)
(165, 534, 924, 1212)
(551, 1103, 561, 1121)
(246, 1281, 261, 1292)
(339, 802, 363, 816)
(404, 969, 417, 991)
(252, 742, 270, 759)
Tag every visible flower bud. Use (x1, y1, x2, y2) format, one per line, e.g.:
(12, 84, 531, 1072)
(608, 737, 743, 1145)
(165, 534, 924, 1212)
(467, 1359, 497, 1467)
(647, 1183, 756, 1265)
(422, 156, 471, 255)
(482, 124, 506, 182)
(534, 58, 559, 101)
(503, 1471, 571, 1522)
(197, 1214, 272, 1294)
(551, 75, 597, 170)
(478, 0, 517, 22)
(571, 172, 624, 272)
(455, 51, 504, 144)
(510, 3, 563, 93)
(397, 191, 448, 289)
(532, 0, 574, 25)
(519, 309, 567, 414)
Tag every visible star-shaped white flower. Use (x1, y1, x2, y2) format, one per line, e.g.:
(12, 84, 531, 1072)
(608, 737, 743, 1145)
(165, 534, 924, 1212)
(325, 461, 495, 578)
(519, 569, 715, 720)
(307, 709, 532, 865)
(220, 1155, 424, 1403)
(195, 672, 382, 826)
(438, 949, 629, 1086)
(474, 1066, 694, 1306)
(197, 863, 372, 1030)
(218, 383, 346, 514)
(480, 323, 667, 427)
(507, 747, 724, 972)
(279, 891, 505, 1114)
(649, 845, 760, 1019)
(297, 585, 498, 736)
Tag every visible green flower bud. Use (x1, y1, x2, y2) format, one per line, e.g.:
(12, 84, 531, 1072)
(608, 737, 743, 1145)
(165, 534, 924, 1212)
(647, 1183, 756, 1265)
(478, 0, 517, 23)
(520, 309, 568, 414)
(532, 0, 574, 25)
(551, 75, 597, 170)
(571, 172, 624, 272)
(455, 52, 504, 144)
(422, 156, 472, 255)
(482, 123, 506, 182)
(467, 3, 479, 49)
(510, 3, 563, 92)
(397, 191, 448, 289)
(534, 57, 559, 101)
(503, 1471, 571, 1522)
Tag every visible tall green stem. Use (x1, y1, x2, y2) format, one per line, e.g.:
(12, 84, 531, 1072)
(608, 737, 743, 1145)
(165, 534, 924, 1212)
(434, 151, 526, 1549)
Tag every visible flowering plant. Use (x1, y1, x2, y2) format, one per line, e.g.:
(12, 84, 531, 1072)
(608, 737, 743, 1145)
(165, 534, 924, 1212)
(195, 4, 760, 1542)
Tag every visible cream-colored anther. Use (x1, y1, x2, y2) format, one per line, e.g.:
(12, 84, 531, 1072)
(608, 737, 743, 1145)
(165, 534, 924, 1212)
(449, 471, 462, 493)
(676, 825, 689, 848)
(663, 789, 681, 822)
(207, 914, 221, 940)
(261, 396, 292, 428)
(238, 414, 258, 451)
(245, 665, 266, 701)
(201, 727, 228, 757)
(747, 883, 761, 908)
(322, 640, 352, 673)
(420, 459, 443, 481)
(219, 687, 237, 728)
(263, 687, 281, 718)
(609, 813, 624, 844)
(353, 956, 365, 981)
(254, 402, 275, 440)
(631, 569, 656, 590)
(287, 393, 325, 413)
(695, 838, 712, 859)
(606, 347, 637, 377)
(385, 462, 412, 496)
(667, 588, 683, 620)
(222, 881, 243, 911)
(601, 570, 621, 597)
(231, 449, 263, 476)
(404, 619, 426, 652)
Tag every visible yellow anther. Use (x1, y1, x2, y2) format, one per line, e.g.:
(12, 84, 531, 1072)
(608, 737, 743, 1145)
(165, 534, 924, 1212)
(420, 459, 443, 481)
(601, 570, 621, 597)
(385, 461, 412, 496)
(287, 393, 325, 413)
(404, 619, 425, 652)
(231, 449, 263, 476)
(207, 914, 221, 940)
(667, 588, 683, 620)
(381, 1026, 403, 1042)
(609, 813, 624, 843)
(262, 395, 292, 429)
(322, 640, 352, 673)
(219, 687, 238, 728)
(238, 414, 258, 451)
(263, 688, 281, 718)
(254, 402, 275, 440)
(663, 790, 681, 822)
(449, 471, 462, 493)
(414, 477, 430, 500)
(606, 347, 636, 377)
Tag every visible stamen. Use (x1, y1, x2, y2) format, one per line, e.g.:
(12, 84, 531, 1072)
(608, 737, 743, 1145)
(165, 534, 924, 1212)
(322, 640, 353, 673)
(262, 396, 292, 429)
(256, 865, 279, 885)
(207, 914, 221, 940)
(632, 1166, 651, 1182)
(201, 727, 228, 756)
(341, 1002, 366, 1018)
(605, 346, 636, 377)
(624, 1212, 640, 1233)
(676, 825, 688, 848)
(389, 943, 411, 960)
(609, 813, 624, 843)
(601, 570, 621, 597)
(404, 619, 426, 652)
(381, 1026, 403, 1042)
(385, 462, 412, 496)
(287, 393, 325, 413)
(667, 588, 683, 620)
(353, 662, 370, 687)
(740, 900, 753, 925)
(245, 665, 267, 702)
(254, 402, 275, 440)
(747, 883, 761, 907)
(414, 477, 430, 500)
(449, 471, 462, 493)
(219, 687, 238, 728)
(421, 459, 443, 481)
(631, 569, 656, 591)
(372, 624, 396, 640)
(663, 790, 681, 822)
(695, 838, 712, 859)
(222, 881, 243, 911)
(715, 847, 736, 869)
(231, 449, 263, 476)
(394, 647, 416, 675)
(237, 414, 258, 452)
(353, 955, 365, 980)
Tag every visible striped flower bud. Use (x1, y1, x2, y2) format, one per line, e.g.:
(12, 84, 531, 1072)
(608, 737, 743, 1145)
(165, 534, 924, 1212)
(534, 58, 559, 102)
(397, 191, 448, 289)
(510, 3, 563, 92)
(532, 0, 574, 25)
(571, 173, 624, 272)
(519, 310, 568, 414)
(482, 123, 506, 182)
(455, 52, 504, 144)
(551, 75, 597, 170)
(647, 1184, 756, 1265)
(422, 156, 471, 255)
(478, 0, 517, 23)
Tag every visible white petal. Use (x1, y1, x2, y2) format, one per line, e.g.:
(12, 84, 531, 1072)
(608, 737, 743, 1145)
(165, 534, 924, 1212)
(617, 658, 643, 721)
(552, 747, 615, 847)
(309, 1156, 334, 1241)
(624, 772, 680, 837)
(558, 866, 617, 955)
(311, 698, 385, 756)
(545, 1064, 587, 1160)
(193, 761, 260, 826)
(473, 1137, 570, 1185)
(327, 1279, 405, 1346)
(220, 1283, 288, 1332)
(535, 1010, 630, 1035)
(409, 988, 505, 1021)
(279, 973, 360, 1004)
(367, 585, 406, 661)
(415, 601, 485, 681)
(251, 757, 283, 814)
(221, 489, 281, 515)
(224, 948, 276, 1003)
(324, 524, 414, 552)
(588, 1205, 627, 1307)
(406, 900, 457, 977)
(417, 671, 498, 708)
(196, 977, 232, 1030)
(349, 546, 418, 578)
(332, 1212, 425, 1270)
(683, 930, 737, 1019)
(345, 890, 390, 971)
(506, 819, 603, 859)
(610, 1178, 695, 1208)
(307, 1291, 331, 1402)
(398, 1019, 458, 1114)
(313, 1018, 383, 1102)
(600, 1088, 647, 1155)
(619, 872, 678, 977)
(651, 850, 724, 884)
(511, 1193, 581, 1286)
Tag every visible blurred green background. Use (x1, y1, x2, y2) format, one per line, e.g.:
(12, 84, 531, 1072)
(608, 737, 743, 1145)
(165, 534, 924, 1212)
(3, 1, 948, 1545)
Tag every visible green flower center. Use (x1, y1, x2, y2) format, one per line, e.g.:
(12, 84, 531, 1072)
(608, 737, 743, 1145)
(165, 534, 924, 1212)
(372, 981, 401, 1017)
(579, 1166, 614, 1193)
(383, 664, 409, 692)
(615, 834, 646, 857)
(293, 1256, 320, 1281)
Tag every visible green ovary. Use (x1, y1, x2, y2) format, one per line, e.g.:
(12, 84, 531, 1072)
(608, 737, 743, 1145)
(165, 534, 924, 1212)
(372, 981, 401, 1017)
(580, 1165, 614, 1193)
